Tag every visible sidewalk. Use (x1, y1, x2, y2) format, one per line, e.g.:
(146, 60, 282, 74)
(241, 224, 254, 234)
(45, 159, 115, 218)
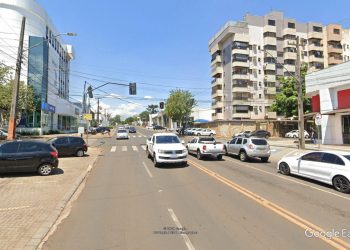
(0, 147, 101, 250)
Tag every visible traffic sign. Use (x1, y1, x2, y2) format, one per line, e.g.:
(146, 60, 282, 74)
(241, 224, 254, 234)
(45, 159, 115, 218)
(315, 113, 322, 126)
(83, 114, 93, 121)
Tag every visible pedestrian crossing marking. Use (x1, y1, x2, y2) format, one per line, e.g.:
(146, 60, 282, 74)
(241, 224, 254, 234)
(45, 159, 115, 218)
(141, 145, 146, 151)
(132, 146, 138, 151)
(133, 136, 136, 138)
(111, 146, 116, 152)
(122, 146, 127, 152)
(110, 145, 148, 152)
(138, 135, 142, 137)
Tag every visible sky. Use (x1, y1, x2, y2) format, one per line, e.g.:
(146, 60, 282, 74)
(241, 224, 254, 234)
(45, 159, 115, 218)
(36, 0, 350, 119)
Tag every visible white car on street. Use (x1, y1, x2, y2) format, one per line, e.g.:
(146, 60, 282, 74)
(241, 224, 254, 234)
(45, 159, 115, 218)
(285, 130, 310, 139)
(186, 137, 224, 160)
(277, 150, 350, 193)
(193, 129, 216, 136)
(116, 129, 129, 139)
(146, 133, 187, 167)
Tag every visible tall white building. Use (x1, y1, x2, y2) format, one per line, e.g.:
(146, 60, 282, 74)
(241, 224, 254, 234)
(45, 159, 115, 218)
(0, 0, 80, 133)
(209, 11, 350, 121)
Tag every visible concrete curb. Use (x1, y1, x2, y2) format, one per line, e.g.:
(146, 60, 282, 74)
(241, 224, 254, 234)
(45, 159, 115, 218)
(23, 154, 100, 250)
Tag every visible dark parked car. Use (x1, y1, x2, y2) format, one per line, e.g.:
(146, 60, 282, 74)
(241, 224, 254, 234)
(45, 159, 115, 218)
(249, 130, 271, 139)
(153, 125, 165, 130)
(129, 127, 136, 133)
(95, 127, 110, 133)
(0, 140, 58, 176)
(48, 136, 87, 157)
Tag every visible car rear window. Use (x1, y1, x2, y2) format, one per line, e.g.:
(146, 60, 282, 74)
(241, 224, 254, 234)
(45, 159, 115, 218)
(70, 137, 84, 143)
(199, 137, 215, 143)
(251, 139, 267, 145)
(118, 130, 127, 133)
(343, 155, 350, 161)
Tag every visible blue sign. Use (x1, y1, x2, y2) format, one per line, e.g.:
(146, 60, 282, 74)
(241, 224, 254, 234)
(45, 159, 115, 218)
(41, 101, 56, 113)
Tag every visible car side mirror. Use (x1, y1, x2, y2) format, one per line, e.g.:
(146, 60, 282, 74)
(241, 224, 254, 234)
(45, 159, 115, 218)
(181, 140, 185, 144)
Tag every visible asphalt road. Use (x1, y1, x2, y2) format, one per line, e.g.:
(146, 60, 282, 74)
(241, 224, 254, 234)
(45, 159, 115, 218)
(42, 127, 350, 250)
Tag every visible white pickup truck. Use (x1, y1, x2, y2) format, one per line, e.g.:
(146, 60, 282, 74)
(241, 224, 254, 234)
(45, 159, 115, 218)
(146, 133, 188, 167)
(186, 137, 225, 160)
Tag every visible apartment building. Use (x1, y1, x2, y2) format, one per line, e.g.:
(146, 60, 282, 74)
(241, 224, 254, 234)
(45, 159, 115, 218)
(209, 11, 350, 121)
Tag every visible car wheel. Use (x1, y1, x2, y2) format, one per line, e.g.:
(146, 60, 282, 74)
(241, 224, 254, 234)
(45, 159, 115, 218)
(197, 150, 202, 160)
(224, 146, 228, 156)
(261, 157, 269, 163)
(239, 151, 247, 162)
(182, 161, 187, 167)
(38, 163, 53, 176)
(265, 135, 270, 139)
(217, 155, 223, 160)
(293, 135, 297, 138)
(76, 149, 84, 157)
(279, 162, 290, 175)
(305, 135, 309, 139)
(332, 175, 350, 193)
(153, 154, 159, 167)
(146, 147, 151, 159)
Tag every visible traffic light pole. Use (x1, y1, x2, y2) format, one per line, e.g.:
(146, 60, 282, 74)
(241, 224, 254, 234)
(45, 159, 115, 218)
(97, 98, 100, 125)
(8, 17, 26, 140)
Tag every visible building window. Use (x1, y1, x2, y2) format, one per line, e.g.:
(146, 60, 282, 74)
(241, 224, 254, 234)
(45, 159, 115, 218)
(277, 52, 283, 57)
(268, 19, 276, 26)
(288, 22, 295, 29)
(334, 29, 340, 34)
(259, 94, 262, 99)
(313, 26, 322, 32)
(304, 51, 308, 56)
(347, 45, 349, 49)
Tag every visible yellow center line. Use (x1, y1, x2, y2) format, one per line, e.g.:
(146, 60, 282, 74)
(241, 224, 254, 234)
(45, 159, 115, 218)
(188, 159, 350, 250)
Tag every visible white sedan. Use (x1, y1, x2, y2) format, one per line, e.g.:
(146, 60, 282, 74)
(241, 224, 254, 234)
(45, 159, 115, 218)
(277, 151, 350, 193)
(285, 130, 310, 138)
(116, 129, 129, 139)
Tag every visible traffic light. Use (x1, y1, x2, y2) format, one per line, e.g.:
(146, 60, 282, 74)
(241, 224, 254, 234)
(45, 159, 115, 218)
(159, 102, 164, 109)
(87, 86, 93, 98)
(129, 82, 137, 95)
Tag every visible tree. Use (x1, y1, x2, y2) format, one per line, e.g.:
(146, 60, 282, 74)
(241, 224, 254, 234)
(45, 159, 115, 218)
(146, 104, 158, 114)
(124, 116, 135, 124)
(271, 63, 311, 118)
(164, 89, 196, 125)
(139, 110, 150, 122)
(109, 114, 121, 125)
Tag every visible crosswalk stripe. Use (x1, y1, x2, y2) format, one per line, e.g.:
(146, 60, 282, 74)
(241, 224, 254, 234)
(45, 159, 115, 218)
(141, 145, 146, 150)
(122, 146, 127, 152)
(111, 146, 116, 152)
(132, 146, 138, 151)
(138, 135, 142, 138)
(133, 136, 136, 138)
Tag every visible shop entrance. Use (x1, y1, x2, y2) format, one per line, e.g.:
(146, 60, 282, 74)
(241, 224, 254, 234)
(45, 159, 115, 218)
(342, 115, 350, 144)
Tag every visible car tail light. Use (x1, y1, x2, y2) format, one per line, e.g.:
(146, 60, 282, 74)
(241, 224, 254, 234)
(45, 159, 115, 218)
(203, 145, 207, 151)
(248, 144, 254, 149)
(83, 143, 88, 149)
(50, 151, 58, 158)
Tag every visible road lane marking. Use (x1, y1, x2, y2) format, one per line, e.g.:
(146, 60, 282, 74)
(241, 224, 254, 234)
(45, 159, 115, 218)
(224, 157, 350, 202)
(142, 162, 153, 178)
(110, 146, 117, 152)
(132, 146, 138, 152)
(138, 135, 142, 138)
(133, 136, 136, 138)
(122, 146, 127, 152)
(141, 145, 146, 150)
(0, 206, 30, 212)
(168, 208, 195, 250)
(188, 159, 350, 250)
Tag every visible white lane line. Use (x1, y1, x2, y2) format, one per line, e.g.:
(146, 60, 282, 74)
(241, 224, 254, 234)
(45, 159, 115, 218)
(224, 157, 350, 201)
(282, 149, 299, 158)
(132, 146, 138, 152)
(0, 206, 30, 212)
(133, 136, 136, 138)
(122, 146, 127, 152)
(142, 162, 153, 178)
(141, 145, 146, 151)
(111, 146, 117, 152)
(138, 135, 142, 138)
(168, 209, 195, 250)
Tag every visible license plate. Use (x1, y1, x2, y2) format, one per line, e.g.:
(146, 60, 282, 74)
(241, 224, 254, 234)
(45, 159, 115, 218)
(171, 155, 177, 159)
(257, 147, 265, 150)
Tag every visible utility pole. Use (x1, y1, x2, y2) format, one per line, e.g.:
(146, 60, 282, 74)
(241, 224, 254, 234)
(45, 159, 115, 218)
(97, 98, 100, 126)
(8, 17, 26, 140)
(295, 36, 305, 149)
(82, 81, 87, 114)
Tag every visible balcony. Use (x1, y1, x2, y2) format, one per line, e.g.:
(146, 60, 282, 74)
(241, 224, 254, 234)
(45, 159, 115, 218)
(264, 36, 277, 45)
(263, 25, 276, 33)
(308, 32, 323, 40)
(211, 78, 223, 88)
(284, 64, 296, 72)
(264, 63, 276, 71)
(309, 55, 324, 63)
(212, 101, 223, 109)
(264, 74, 276, 82)
(284, 52, 297, 60)
(232, 60, 249, 67)
(327, 32, 341, 42)
(232, 112, 251, 119)
(267, 99, 275, 105)
(308, 43, 323, 51)
(232, 48, 249, 55)
(264, 49, 277, 58)
(211, 67, 223, 77)
(212, 89, 223, 99)
(265, 87, 276, 94)
(328, 45, 342, 54)
(211, 55, 222, 65)
(232, 73, 249, 80)
(282, 28, 296, 36)
(267, 112, 277, 119)
(232, 99, 251, 105)
(232, 86, 251, 93)
(283, 40, 296, 48)
(212, 112, 224, 120)
(328, 56, 343, 65)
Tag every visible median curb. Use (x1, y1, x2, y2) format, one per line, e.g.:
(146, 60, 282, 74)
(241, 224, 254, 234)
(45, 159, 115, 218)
(22, 151, 101, 250)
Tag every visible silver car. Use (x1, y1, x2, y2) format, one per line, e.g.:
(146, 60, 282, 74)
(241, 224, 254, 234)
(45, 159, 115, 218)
(116, 129, 129, 140)
(224, 136, 271, 162)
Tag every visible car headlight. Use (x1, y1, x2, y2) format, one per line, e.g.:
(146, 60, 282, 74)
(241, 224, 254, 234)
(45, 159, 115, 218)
(182, 149, 187, 154)
(158, 149, 166, 153)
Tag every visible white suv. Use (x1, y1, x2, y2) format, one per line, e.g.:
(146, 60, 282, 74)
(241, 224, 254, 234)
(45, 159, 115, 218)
(194, 129, 216, 136)
(146, 133, 188, 167)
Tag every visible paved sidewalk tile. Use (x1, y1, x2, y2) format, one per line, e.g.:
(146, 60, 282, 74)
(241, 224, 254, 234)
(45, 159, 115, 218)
(0, 147, 100, 250)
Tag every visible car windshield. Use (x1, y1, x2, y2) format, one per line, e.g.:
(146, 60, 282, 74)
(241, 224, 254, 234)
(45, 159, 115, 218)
(199, 138, 215, 142)
(251, 139, 268, 145)
(118, 130, 127, 133)
(156, 136, 180, 144)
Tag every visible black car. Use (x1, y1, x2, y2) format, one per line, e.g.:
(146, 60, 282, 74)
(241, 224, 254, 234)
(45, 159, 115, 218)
(0, 140, 58, 176)
(95, 127, 110, 133)
(48, 136, 88, 157)
(249, 130, 271, 139)
(153, 125, 165, 130)
(129, 127, 136, 133)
